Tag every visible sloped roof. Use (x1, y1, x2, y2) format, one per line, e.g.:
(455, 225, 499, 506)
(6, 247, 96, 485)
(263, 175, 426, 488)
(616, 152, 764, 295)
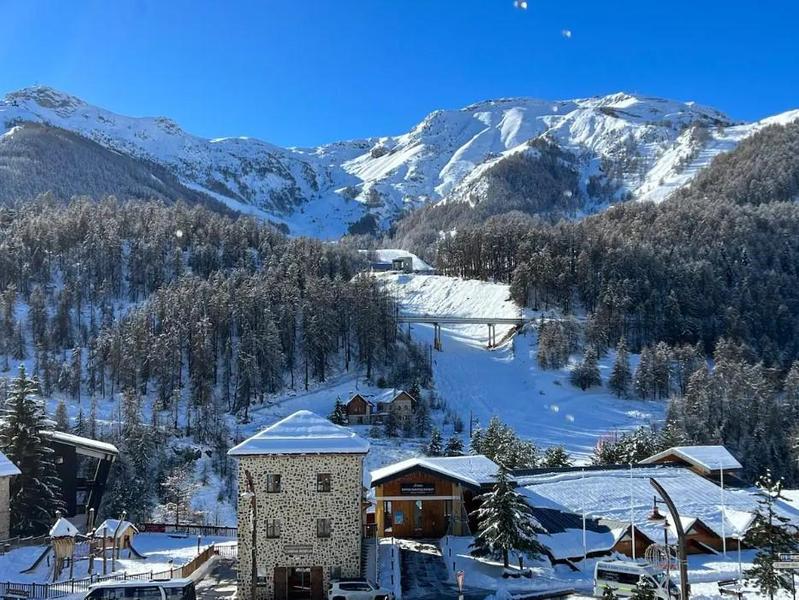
(94, 519, 138, 538)
(49, 517, 79, 537)
(371, 454, 503, 489)
(228, 410, 369, 456)
(640, 445, 742, 472)
(40, 430, 119, 459)
(0, 451, 20, 477)
(517, 465, 795, 542)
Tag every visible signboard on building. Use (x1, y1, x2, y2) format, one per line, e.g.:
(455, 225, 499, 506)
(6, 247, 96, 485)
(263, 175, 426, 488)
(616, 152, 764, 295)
(284, 544, 314, 556)
(400, 483, 436, 496)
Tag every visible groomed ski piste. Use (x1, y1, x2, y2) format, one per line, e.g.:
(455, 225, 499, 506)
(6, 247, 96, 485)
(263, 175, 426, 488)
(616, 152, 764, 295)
(378, 272, 663, 458)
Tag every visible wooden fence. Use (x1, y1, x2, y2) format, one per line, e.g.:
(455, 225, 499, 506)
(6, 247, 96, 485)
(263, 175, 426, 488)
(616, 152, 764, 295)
(0, 543, 225, 598)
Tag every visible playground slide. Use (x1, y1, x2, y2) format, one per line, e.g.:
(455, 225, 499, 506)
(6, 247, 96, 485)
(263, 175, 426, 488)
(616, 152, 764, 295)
(126, 541, 147, 560)
(20, 547, 52, 574)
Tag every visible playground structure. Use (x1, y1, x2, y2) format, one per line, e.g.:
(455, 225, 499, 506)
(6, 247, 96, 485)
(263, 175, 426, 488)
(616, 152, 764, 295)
(20, 511, 147, 581)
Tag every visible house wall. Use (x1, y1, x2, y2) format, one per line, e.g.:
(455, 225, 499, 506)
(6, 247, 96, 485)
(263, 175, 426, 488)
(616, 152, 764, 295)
(374, 468, 468, 538)
(237, 453, 364, 600)
(389, 393, 414, 426)
(345, 396, 371, 425)
(0, 477, 10, 539)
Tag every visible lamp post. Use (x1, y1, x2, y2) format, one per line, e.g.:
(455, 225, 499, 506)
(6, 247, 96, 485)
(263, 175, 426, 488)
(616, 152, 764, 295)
(650, 478, 689, 600)
(243, 469, 258, 600)
(648, 497, 672, 589)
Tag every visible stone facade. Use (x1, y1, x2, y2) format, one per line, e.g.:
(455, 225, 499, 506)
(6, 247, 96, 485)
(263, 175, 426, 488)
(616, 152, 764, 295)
(236, 453, 364, 600)
(0, 477, 9, 539)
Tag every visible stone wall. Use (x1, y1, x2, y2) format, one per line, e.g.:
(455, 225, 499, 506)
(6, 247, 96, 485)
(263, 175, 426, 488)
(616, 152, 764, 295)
(0, 477, 10, 539)
(236, 453, 364, 600)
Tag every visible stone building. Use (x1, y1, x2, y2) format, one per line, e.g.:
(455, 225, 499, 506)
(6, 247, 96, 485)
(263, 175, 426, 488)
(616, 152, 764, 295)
(0, 450, 21, 539)
(373, 389, 415, 427)
(228, 410, 369, 600)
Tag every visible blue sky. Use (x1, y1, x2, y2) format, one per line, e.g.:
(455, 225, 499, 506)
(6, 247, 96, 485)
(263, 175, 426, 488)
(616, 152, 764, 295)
(2, 0, 797, 146)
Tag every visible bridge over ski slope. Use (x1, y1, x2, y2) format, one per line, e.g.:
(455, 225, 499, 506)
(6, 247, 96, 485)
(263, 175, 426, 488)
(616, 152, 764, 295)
(379, 273, 663, 459)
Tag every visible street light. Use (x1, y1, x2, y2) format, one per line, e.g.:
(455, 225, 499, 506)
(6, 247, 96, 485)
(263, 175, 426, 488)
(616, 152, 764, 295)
(648, 497, 672, 590)
(650, 478, 689, 600)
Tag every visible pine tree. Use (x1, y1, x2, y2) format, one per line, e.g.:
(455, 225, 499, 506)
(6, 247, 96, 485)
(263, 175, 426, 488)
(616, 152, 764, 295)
(426, 428, 443, 456)
(745, 471, 799, 600)
(470, 467, 547, 568)
(54, 400, 70, 431)
(608, 338, 632, 398)
(329, 398, 347, 425)
(630, 578, 655, 600)
(445, 435, 464, 457)
(570, 346, 601, 390)
(540, 445, 572, 468)
(383, 410, 399, 438)
(0, 366, 65, 535)
(601, 585, 618, 600)
(414, 397, 432, 437)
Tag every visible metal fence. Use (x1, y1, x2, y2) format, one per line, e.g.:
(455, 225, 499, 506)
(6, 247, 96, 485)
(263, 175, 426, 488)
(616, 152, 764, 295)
(137, 523, 237, 537)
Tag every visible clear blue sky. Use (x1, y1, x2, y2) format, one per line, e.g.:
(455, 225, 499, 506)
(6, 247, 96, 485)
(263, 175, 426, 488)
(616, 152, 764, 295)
(2, 0, 797, 146)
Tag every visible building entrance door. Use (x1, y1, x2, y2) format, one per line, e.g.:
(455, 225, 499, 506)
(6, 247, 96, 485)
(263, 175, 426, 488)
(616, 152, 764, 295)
(275, 566, 323, 600)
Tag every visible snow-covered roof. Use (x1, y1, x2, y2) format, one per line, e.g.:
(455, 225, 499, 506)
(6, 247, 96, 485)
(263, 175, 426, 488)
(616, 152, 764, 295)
(228, 410, 370, 456)
(40, 430, 119, 459)
(372, 249, 434, 272)
(640, 445, 742, 472)
(49, 517, 79, 538)
(518, 465, 796, 543)
(0, 451, 20, 477)
(372, 388, 405, 405)
(370, 455, 503, 489)
(94, 519, 138, 538)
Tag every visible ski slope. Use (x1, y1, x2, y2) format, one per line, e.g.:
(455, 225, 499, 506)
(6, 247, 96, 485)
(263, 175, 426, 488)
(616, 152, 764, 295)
(379, 273, 663, 458)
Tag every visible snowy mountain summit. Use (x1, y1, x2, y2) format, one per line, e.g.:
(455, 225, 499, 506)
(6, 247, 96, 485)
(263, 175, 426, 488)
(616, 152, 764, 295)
(1, 86, 797, 237)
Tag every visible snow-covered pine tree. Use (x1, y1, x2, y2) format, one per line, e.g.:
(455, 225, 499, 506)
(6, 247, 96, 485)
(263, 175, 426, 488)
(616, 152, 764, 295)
(608, 337, 632, 398)
(570, 346, 601, 390)
(634, 346, 655, 399)
(383, 410, 399, 438)
(54, 400, 70, 431)
(601, 585, 618, 600)
(0, 366, 64, 535)
(470, 467, 546, 569)
(414, 396, 432, 436)
(329, 398, 347, 425)
(745, 471, 799, 600)
(445, 435, 464, 457)
(425, 428, 443, 456)
(630, 577, 655, 600)
(540, 445, 572, 468)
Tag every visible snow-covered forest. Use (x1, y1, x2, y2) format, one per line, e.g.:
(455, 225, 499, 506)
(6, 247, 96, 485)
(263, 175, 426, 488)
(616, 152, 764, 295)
(0, 197, 430, 526)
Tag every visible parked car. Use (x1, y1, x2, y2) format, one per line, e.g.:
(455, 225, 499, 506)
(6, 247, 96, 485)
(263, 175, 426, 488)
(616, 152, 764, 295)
(594, 560, 679, 600)
(84, 579, 196, 600)
(328, 578, 393, 600)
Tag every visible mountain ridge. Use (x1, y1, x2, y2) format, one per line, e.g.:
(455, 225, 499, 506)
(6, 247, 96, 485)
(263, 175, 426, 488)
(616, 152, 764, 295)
(1, 85, 797, 238)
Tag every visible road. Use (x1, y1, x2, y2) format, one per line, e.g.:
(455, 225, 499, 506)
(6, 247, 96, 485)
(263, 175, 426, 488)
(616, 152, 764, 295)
(196, 559, 238, 600)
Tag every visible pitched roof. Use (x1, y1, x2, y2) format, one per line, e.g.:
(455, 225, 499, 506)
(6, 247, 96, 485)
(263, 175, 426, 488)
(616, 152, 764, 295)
(94, 519, 138, 538)
(517, 465, 797, 542)
(40, 430, 119, 459)
(0, 451, 20, 477)
(640, 445, 742, 472)
(228, 410, 370, 456)
(370, 455, 503, 489)
(49, 517, 79, 537)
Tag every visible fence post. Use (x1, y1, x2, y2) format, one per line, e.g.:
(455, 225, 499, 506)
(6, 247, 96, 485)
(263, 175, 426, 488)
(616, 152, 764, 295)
(71, 579, 74, 594)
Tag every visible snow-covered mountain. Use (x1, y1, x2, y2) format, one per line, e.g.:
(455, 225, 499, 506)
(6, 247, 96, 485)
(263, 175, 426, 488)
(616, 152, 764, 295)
(1, 86, 797, 237)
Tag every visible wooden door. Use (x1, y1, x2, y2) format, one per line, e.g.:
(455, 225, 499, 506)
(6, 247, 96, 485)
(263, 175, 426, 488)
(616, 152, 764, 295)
(274, 566, 288, 600)
(310, 566, 323, 600)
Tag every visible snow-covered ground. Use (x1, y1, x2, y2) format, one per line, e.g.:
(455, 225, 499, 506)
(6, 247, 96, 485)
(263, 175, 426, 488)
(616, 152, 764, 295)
(380, 273, 662, 458)
(0, 533, 234, 584)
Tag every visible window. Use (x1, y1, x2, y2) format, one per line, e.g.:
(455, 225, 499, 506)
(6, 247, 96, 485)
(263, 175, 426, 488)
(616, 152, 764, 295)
(266, 474, 281, 493)
(266, 519, 281, 538)
(317, 473, 331, 492)
(317, 518, 332, 538)
(329, 566, 341, 580)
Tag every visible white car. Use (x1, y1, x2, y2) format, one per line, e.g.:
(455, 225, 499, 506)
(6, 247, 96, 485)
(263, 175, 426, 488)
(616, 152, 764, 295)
(327, 578, 394, 600)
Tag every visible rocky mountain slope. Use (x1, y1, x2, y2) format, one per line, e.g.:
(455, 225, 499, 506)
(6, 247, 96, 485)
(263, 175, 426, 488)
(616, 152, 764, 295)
(1, 86, 797, 237)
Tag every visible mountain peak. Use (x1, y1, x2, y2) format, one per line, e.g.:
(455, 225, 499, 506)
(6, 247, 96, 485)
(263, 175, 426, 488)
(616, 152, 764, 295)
(5, 85, 86, 112)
